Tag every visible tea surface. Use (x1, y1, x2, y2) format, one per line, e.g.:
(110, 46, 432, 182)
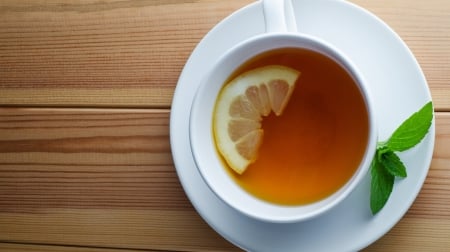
(220, 48, 369, 205)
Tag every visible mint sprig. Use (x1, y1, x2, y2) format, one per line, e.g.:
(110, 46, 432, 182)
(370, 101, 433, 215)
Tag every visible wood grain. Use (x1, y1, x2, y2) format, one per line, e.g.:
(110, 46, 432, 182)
(0, 0, 253, 108)
(0, 209, 239, 251)
(0, 109, 449, 251)
(0, 109, 183, 212)
(0, 243, 143, 252)
(0, 108, 239, 251)
(0, 0, 449, 109)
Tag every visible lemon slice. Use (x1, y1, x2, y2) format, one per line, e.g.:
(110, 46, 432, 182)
(213, 65, 301, 174)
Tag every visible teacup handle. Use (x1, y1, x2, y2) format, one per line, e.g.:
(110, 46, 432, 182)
(263, 0, 297, 33)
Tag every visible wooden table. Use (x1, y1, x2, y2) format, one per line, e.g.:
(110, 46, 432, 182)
(0, 0, 449, 251)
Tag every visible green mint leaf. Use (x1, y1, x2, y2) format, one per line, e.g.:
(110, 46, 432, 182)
(386, 101, 433, 152)
(370, 154, 395, 214)
(370, 101, 433, 215)
(378, 148, 407, 178)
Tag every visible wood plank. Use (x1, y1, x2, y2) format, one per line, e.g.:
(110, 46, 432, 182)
(0, 108, 185, 212)
(0, 108, 238, 251)
(0, 0, 449, 109)
(0, 242, 143, 252)
(0, 0, 253, 108)
(0, 209, 239, 252)
(0, 108, 449, 251)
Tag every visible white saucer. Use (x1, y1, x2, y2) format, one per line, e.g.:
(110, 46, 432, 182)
(170, 0, 435, 251)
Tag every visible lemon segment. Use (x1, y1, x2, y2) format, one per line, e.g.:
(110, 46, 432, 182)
(213, 65, 300, 174)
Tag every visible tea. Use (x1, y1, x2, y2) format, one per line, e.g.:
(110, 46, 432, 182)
(219, 48, 369, 205)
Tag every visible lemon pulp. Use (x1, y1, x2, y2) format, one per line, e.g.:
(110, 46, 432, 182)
(213, 65, 301, 174)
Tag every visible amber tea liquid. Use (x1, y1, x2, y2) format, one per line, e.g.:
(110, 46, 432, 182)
(221, 48, 369, 205)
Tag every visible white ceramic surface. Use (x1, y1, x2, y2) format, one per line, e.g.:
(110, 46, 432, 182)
(170, 0, 434, 251)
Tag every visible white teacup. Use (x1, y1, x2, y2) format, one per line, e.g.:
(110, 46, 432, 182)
(189, 0, 377, 223)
